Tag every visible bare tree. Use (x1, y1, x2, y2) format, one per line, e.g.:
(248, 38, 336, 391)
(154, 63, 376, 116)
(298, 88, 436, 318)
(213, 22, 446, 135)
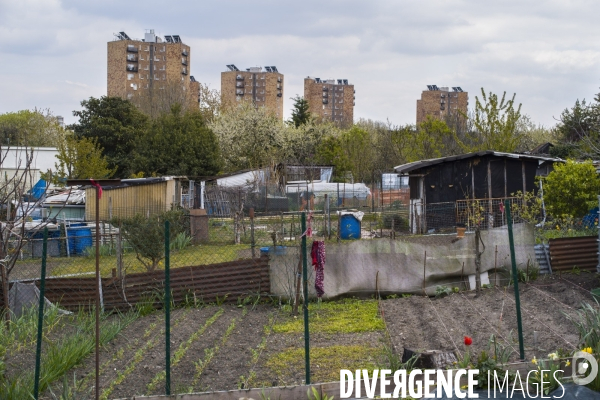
(0, 144, 68, 322)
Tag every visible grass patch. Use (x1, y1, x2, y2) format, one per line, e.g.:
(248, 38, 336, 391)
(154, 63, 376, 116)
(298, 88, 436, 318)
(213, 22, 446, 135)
(0, 310, 136, 399)
(266, 345, 382, 384)
(14, 243, 247, 279)
(273, 299, 384, 334)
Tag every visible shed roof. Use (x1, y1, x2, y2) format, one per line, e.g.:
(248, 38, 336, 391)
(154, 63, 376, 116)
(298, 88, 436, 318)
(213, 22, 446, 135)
(97, 176, 185, 191)
(393, 151, 562, 175)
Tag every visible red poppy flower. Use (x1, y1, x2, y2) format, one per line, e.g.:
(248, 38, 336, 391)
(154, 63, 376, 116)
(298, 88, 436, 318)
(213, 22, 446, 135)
(464, 336, 473, 346)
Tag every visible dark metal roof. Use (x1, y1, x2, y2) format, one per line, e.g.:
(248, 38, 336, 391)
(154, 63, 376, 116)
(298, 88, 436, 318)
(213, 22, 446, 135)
(393, 151, 562, 175)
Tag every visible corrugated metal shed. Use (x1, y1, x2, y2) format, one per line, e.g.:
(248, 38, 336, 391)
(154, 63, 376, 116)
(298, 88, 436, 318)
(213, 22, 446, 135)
(393, 151, 561, 175)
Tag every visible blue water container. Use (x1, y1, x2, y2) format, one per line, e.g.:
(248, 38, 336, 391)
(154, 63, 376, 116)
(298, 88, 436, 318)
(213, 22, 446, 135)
(340, 215, 361, 240)
(259, 246, 287, 256)
(67, 226, 93, 255)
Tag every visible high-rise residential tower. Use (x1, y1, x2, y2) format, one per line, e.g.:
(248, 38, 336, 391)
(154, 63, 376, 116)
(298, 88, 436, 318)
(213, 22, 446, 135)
(416, 85, 468, 124)
(107, 30, 199, 107)
(304, 77, 354, 127)
(221, 65, 284, 119)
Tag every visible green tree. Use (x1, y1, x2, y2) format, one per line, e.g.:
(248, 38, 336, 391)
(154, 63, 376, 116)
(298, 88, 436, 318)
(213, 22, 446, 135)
(284, 120, 341, 165)
(69, 96, 149, 177)
(316, 135, 352, 182)
(410, 117, 453, 161)
(458, 88, 523, 152)
(133, 104, 222, 177)
(289, 96, 311, 127)
(54, 135, 115, 181)
(555, 94, 600, 158)
(543, 159, 600, 218)
(0, 109, 66, 147)
(340, 126, 374, 183)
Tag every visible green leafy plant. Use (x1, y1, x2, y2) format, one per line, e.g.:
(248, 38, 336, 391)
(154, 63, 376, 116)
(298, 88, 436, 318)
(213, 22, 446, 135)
(170, 232, 192, 251)
(307, 386, 334, 400)
(435, 286, 452, 298)
(543, 159, 600, 218)
(380, 342, 418, 372)
(529, 354, 564, 396)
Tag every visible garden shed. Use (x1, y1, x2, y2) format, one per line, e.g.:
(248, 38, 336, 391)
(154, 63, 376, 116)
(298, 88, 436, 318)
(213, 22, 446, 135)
(393, 151, 562, 232)
(85, 176, 186, 220)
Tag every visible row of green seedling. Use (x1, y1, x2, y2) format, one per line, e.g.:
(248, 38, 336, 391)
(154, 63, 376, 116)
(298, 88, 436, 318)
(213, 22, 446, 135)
(186, 312, 240, 394)
(145, 308, 225, 394)
(100, 308, 193, 400)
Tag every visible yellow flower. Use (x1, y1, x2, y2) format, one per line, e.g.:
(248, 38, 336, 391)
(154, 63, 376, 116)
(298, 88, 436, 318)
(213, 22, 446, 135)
(566, 361, 571, 367)
(548, 352, 559, 361)
(532, 357, 538, 365)
(460, 385, 468, 389)
(583, 347, 593, 354)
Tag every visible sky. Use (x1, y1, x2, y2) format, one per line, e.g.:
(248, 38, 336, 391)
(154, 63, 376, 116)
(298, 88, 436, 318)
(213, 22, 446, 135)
(1, 0, 599, 128)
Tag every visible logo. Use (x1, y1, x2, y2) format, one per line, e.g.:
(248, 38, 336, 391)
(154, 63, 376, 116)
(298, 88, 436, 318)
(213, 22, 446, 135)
(571, 351, 598, 386)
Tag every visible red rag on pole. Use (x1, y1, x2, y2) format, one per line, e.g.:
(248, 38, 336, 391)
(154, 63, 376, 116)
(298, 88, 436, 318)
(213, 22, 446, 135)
(90, 179, 103, 199)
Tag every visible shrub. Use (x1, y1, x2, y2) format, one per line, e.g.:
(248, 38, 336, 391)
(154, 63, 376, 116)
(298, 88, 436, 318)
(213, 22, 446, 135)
(113, 209, 187, 271)
(382, 214, 408, 231)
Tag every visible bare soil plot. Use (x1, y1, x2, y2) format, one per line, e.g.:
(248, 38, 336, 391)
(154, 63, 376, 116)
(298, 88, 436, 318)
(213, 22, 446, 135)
(382, 272, 597, 362)
(34, 272, 598, 398)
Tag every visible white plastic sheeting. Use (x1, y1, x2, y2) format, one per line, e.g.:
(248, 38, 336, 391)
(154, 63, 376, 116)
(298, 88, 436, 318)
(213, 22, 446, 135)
(286, 182, 371, 200)
(44, 189, 86, 205)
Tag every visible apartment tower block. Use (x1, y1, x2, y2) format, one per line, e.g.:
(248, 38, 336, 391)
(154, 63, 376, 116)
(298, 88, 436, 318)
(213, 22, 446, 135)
(221, 65, 284, 119)
(304, 77, 354, 126)
(416, 85, 468, 124)
(107, 30, 199, 107)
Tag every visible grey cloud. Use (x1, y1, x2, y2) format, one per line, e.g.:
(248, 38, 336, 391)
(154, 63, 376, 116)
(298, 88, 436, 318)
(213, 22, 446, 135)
(1, 0, 599, 128)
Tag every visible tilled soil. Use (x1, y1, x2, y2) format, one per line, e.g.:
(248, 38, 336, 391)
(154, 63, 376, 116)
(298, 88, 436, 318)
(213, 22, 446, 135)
(39, 272, 600, 398)
(382, 273, 597, 363)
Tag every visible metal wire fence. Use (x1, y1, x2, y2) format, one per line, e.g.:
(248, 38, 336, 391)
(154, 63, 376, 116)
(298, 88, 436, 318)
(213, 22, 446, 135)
(0, 194, 551, 398)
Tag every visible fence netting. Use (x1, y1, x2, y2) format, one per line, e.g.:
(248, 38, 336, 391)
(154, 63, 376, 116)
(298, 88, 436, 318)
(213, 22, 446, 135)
(0, 193, 590, 398)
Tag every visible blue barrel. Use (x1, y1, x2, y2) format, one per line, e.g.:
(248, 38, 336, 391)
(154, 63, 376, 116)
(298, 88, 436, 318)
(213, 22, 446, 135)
(340, 215, 361, 240)
(67, 227, 93, 255)
(259, 246, 286, 256)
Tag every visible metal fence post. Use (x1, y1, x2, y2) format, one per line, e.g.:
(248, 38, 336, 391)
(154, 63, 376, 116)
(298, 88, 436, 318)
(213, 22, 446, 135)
(250, 208, 255, 258)
(33, 227, 48, 400)
(505, 200, 525, 360)
(301, 212, 310, 384)
(165, 220, 171, 395)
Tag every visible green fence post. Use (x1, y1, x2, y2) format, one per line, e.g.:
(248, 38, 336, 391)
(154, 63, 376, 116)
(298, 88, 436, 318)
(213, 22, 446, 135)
(505, 200, 525, 360)
(33, 227, 48, 399)
(301, 212, 310, 384)
(165, 220, 171, 395)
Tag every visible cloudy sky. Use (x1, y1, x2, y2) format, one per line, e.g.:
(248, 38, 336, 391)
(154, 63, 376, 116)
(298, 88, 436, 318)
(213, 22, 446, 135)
(1, 0, 599, 127)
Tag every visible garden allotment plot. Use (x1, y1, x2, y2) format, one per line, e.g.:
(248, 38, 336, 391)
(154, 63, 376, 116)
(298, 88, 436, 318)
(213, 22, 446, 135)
(26, 272, 594, 398)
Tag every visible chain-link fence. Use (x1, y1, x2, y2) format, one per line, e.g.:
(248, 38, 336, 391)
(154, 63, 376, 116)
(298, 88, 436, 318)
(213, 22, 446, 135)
(0, 193, 549, 398)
